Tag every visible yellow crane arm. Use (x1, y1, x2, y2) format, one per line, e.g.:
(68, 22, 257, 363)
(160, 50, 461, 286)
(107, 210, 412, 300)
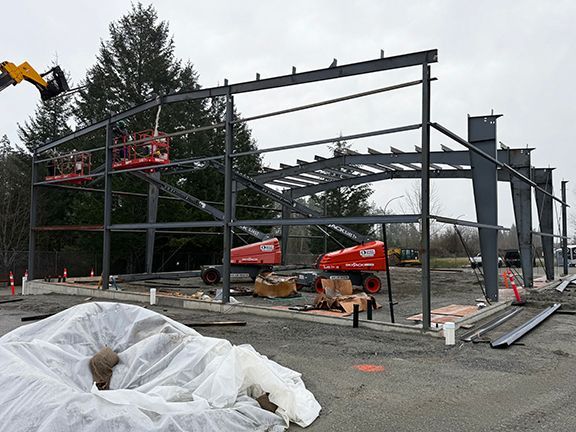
(0, 61, 69, 100)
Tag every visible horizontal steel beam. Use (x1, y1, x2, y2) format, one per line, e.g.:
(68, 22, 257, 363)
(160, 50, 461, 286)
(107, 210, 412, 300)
(432, 215, 509, 231)
(110, 221, 224, 230)
(36, 49, 438, 154)
(431, 122, 567, 206)
(230, 214, 421, 227)
(33, 225, 104, 231)
(531, 231, 569, 240)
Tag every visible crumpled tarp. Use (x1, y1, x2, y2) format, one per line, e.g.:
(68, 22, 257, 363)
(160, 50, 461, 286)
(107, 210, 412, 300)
(0, 302, 320, 431)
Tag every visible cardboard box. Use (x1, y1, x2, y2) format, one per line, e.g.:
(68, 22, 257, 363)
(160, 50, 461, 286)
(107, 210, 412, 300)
(321, 278, 353, 296)
(254, 273, 298, 298)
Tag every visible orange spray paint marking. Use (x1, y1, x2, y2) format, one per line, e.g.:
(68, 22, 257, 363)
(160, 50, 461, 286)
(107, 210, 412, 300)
(353, 364, 385, 373)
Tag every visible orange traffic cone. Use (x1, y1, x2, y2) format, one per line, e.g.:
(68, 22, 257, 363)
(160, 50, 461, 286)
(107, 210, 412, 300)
(90, 268, 94, 277)
(9, 271, 15, 296)
(63, 267, 68, 282)
(508, 270, 524, 304)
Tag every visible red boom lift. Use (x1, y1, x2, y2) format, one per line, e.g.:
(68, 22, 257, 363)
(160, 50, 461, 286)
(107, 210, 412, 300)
(45, 152, 93, 185)
(113, 130, 170, 171)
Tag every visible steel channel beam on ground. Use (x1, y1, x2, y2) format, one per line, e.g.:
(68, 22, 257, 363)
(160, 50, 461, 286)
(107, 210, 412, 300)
(490, 304, 561, 348)
(36, 50, 438, 154)
(460, 308, 522, 342)
(555, 275, 576, 293)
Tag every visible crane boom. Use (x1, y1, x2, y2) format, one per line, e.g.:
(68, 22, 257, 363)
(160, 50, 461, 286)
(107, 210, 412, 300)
(0, 61, 69, 100)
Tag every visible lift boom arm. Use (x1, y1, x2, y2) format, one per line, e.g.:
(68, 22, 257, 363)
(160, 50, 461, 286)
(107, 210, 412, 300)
(0, 61, 69, 100)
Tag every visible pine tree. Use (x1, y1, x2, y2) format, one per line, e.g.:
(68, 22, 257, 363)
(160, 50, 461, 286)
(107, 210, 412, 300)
(72, 3, 271, 271)
(0, 135, 31, 273)
(308, 140, 375, 254)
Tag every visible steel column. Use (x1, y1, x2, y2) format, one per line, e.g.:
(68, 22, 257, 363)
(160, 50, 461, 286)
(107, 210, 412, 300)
(281, 190, 292, 265)
(420, 63, 431, 330)
(27, 152, 38, 280)
(562, 180, 569, 276)
(509, 149, 534, 287)
(534, 168, 555, 280)
(221, 93, 234, 303)
(469, 115, 500, 301)
(102, 122, 113, 289)
(145, 171, 160, 273)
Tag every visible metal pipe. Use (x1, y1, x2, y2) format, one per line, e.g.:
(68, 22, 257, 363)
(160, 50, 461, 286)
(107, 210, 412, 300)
(353, 303, 360, 328)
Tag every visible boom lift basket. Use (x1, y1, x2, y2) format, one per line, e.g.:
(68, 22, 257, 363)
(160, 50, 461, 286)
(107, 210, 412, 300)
(45, 152, 93, 184)
(112, 130, 170, 171)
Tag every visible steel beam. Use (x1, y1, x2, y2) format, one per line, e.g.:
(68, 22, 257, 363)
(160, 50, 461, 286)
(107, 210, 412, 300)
(27, 152, 38, 280)
(110, 221, 224, 230)
(420, 63, 432, 330)
(534, 168, 555, 281)
(230, 214, 421, 227)
(509, 149, 534, 287)
(281, 190, 292, 265)
(490, 303, 561, 348)
(221, 94, 234, 303)
(469, 114, 500, 301)
(36, 50, 438, 154)
(562, 180, 569, 276)
(145, 171, 160, 273)
(102, 122, 113, 290)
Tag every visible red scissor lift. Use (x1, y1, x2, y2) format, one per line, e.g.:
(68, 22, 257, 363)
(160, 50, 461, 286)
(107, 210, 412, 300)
(45, 152, 93, 185)
(112, 130, 170, 171)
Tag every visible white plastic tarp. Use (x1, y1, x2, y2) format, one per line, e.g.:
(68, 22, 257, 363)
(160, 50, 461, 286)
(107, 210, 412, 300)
(0, 302, 320, 431)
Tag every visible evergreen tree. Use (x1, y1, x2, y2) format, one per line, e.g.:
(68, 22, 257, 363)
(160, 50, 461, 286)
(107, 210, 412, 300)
(18, 88, 75, 252)
(0, 136, 31, 274)
(72, 3, 271, 271)
(308, 140, 374, 254)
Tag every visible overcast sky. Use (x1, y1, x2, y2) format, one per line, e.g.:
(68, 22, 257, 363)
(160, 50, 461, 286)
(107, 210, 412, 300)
(3, 0, 575, 233)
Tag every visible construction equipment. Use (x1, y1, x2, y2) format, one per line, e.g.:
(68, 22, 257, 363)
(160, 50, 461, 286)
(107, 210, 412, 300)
(113, 130, 170, 171)
(0, 61, 69, 100)
(45, 152, 93, 184)
(387, 247, 421, 266)
(297, 240, 387, 294)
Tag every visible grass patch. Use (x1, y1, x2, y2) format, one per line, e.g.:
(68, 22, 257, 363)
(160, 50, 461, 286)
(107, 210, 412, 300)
(430, 257, 471, 268)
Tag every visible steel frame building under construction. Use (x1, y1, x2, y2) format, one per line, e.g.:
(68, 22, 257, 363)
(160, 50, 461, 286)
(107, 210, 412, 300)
(28, 48, 569, 330)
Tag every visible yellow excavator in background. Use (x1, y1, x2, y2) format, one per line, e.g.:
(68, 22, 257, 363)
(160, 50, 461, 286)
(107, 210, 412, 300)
(387, 247, 421, 266)
(0, 61, 69, 100)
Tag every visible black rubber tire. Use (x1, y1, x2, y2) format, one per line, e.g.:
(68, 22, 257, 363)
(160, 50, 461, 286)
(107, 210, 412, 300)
(362, 274, 382, 294)
(201, 267, 221, 285)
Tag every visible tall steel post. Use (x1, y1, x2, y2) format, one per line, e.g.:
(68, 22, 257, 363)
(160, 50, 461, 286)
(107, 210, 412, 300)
(534, 168, 555, 281)
(102, 122, 114, 289)
(222, 93, 234, 303)
(561, 180, 568, 276)
(469, 114, 500, 301)
(27, 152, 38, 280)
(281, 190, 291, 265)
(145, 171, 160, 273)
(381, 223, 395, 323)
(420, 63, 431, 330)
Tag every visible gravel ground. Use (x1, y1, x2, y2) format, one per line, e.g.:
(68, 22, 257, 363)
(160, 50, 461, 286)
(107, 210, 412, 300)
(1, 269, 575, 431)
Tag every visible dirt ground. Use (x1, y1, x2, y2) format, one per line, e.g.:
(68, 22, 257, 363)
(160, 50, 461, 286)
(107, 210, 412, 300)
(1, 267, 576, 431)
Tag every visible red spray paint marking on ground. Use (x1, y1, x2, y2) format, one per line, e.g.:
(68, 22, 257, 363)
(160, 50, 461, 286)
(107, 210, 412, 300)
(353, 364, 385, 373)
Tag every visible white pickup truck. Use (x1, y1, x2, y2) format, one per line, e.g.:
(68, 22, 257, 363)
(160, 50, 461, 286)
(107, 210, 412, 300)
(470, 253, 503, 269)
